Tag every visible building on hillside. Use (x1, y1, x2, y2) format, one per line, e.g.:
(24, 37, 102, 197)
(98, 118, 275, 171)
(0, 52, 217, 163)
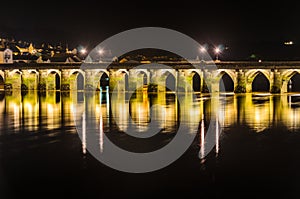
(0, 48, 13, 63)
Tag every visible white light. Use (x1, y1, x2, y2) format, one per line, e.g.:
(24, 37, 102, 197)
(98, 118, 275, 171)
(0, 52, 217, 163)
(98, 49, 104, 55)
(284, 41, 294, 46)
(200, 47, 206, 53)
(80, 48, 87, 55)
(215, 47, 221, 54)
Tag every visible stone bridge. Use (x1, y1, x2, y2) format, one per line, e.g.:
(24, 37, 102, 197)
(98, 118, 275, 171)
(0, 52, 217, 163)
(0, 61, 300, 93)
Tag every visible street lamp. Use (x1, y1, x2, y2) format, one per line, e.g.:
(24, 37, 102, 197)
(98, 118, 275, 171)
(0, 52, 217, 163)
(80, 48, 87, 55)
(199, 46, 207, 61)
(214, 47, 221, 61)
(98, 49, 104, 62)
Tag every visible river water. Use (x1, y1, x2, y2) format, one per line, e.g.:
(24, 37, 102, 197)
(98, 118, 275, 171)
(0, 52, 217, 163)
(1, 90, 300, 198)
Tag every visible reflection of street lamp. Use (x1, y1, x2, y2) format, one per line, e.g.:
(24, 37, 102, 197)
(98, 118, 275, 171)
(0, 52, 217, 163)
(214, 47, 221, 61)
(98, 49, 104, 62)
(199, 46, 207, 61)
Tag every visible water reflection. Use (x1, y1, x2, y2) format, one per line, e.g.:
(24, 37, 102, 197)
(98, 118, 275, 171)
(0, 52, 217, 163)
(1, 91, 300, 155)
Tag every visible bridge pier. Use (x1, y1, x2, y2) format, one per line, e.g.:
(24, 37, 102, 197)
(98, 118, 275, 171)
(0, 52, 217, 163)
(234, 70, 246, 93)
(38, 70, 47, 91)
(61, 70, 71, 91)
(202, 70, 213, 92)
(270, 70, 281, 93)
(177, 70, 189, 92)
(47, 70, 61, 90)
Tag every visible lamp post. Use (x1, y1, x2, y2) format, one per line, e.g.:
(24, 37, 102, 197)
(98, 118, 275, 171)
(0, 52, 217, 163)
(214, 47, 221, 61)
(199, 46, 207, 61)
(98, 49, 104, 62)
(80, 48, 87, 60)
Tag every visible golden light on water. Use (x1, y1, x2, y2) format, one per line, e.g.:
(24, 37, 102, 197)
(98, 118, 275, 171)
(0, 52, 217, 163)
(2, 92, 300, 138)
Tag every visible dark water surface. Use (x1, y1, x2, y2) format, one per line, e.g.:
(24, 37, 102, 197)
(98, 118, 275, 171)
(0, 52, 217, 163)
(1, 91, 300, 198)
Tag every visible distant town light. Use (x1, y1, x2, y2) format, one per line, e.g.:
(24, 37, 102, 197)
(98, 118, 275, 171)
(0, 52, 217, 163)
(284, 41, 294, 46)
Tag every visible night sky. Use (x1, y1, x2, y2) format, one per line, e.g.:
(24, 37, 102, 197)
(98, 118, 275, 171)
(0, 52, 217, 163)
(2, 0, 299, 60)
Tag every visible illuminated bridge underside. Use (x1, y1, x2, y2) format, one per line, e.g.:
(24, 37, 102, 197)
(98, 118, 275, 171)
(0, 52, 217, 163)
(1, 61, 300, 93)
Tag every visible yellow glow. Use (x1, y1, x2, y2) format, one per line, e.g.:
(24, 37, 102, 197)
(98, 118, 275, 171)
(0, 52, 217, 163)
(284, 41, 294, 45)
(47, 104, 54, 115)
(25, 102, 33, 113)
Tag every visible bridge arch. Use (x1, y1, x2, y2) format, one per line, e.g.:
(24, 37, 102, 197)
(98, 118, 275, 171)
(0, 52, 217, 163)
(70, 70, 85, 91)
(246, 70, 270, 92)
(163, 71, 176, 92)
(281, 70, 300, 92)
(0, 73, 4, 90)
(7, 70, 22, 89)
(48, 71, 61, 90)
(0, 71, 4, 90)
(214, 70, 235, 93)
(134, 70, 149, 90)
(282, 70, 300, 92)
(219, 72, 234, 92)
(252, 72, 270, 92)
(215, 70, 235, 82)
(10, 69, 22, 76)
(246, 69, 270, 82)
(159, 69, 176, 78)
(116, 69, 129, 76)
(191, 71, 201, 92)
(23, 70, 39, 90)
(209, 70, 235, 93)
(47, 69, 60, 77)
